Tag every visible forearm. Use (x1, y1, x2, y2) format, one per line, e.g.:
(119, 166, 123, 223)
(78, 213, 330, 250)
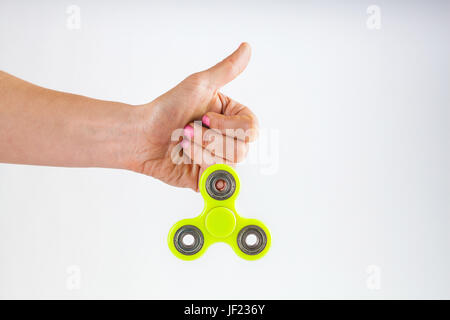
(0, 71, 141, 169)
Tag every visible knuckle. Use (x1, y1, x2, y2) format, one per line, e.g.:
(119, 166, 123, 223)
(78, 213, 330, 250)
(248, 115, 259, 130)
(246, 117, 259, 141)
(235, 143, 249, 162)
(214, 119, 225, 131)
(186, 72, 208, 89)
(225, 59, 240, 77)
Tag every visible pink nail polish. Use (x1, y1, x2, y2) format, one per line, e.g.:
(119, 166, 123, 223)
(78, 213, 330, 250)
(202, 115, 210, 127)
(184, 125, 194, 139)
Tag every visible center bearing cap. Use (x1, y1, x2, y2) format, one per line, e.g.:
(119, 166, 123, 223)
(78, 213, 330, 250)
(205, 207, 236, 238)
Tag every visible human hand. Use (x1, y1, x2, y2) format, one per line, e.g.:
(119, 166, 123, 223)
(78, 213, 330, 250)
(129, 43, 258, 190)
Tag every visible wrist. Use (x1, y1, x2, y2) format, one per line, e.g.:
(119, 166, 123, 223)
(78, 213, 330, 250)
(107, 103, 147, 172)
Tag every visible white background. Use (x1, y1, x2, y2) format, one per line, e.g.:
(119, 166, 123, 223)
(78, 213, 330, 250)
(0, 0, 449, 299)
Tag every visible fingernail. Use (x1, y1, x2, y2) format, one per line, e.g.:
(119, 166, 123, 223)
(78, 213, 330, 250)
(202, 115, 210, 127)
(181, 139, 189, 148)
(184, 125, 194, 139)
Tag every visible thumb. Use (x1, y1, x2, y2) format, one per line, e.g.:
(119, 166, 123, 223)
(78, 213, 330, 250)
(204, 42, 251, 88)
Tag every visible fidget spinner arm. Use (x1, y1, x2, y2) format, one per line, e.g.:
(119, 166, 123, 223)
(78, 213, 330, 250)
(168, 164, 271, 261)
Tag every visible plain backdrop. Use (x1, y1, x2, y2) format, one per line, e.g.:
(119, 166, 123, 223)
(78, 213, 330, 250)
(0, 0, 449, 299)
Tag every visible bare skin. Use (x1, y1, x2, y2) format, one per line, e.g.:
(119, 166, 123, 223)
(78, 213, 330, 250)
(0, 43, 258, 191)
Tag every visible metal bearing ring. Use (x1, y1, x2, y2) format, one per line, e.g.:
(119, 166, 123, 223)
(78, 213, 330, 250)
(205, 170, 236, 200)
(173, 225, 204, 255)
(237, 225, 267, 255)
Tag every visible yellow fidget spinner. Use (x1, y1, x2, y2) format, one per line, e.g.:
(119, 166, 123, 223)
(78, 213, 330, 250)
(168, 164, 271, 260)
